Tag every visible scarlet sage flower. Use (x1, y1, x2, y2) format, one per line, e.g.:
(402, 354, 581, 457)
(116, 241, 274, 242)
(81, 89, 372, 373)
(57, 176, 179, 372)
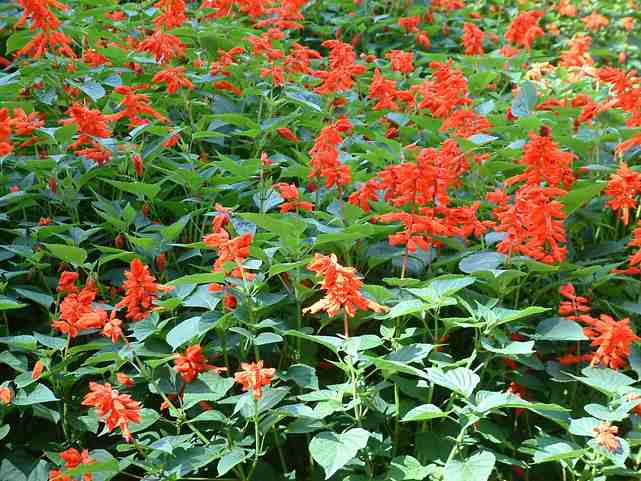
(308, 119, 353, 188)
(313, 40, 367, 95)
(49, 448, 95, 481)
(137, 30, 186, 63)
(111, 85, 168, 127)
(16, 0, 68, 31)
(557, 0, 577, 17)
(132, 154, 144, 177)
(0, 386, 13, 405)
(303, 253, 387, 337)
(16, 31, 75, 59)
(203, 230, 254, 279)
(234, 361, 276, 399)
(276, 127, 299, 142)
(52, 278, 98, 337)
(83, 49, 110, 67)
(385, 50, 414, 73)
(462, 23, 484, 55)
(506, 131, 575, 188)
(154, 0, 186, 29)
(559, 283, 591, 318)
(152, 66, 193, 94)
(582, 12, 609, 31)
(605, 162, 641, 225)
(412, 60, 471, 118)
(57, 271, 79, 294)
(593, 422, 621, 452)
(82, 382, 141, 441)
(116, 372, 134, 386)
(581, 314, 640, 369)
(9, 108, 44, 135)
(504, 11, 544, 49)
(32, 360, 44, 380)
(174, 344, 227, 383)
(273, 183, 314, 213)
(0, 109, 13, 156)
(60, 103, 112, 150)
(102, 316, 124, 343)
(213, 80, 242, 96)
(115, 258, 173, 321)
(399, 16, 420, 33)
(439, 109, 491, 138)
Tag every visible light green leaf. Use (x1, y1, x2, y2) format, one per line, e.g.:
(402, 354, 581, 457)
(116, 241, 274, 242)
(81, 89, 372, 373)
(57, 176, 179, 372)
(43, 243, 87, 265)
(444, 451, 495, 481)
(426, 367, 479, 398)
(310, 428, 370, 479)
(401, 404, 445, 422)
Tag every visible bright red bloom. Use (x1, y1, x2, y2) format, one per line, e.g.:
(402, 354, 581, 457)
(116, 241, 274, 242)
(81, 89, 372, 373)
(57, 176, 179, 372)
(75, 141, 112, 165)
(115, 259, 173, 321)
(276, 127, 300, 142)
(412, 60, 471, 118)
(593, 422, 620, 452)
(203, 229, 254, 280)
(174, 344, 227, 383)
(102, 316, 123, 343)
(111, 85, 168, 127)
(57, 271, 79, 294)
(32, 360, 44, 380)
(303, 253, 388, 336)
(313, 40, 367, 95)
(49, 448, 95, 481)
(60, 103, 112, 153)
(0, 387, 13, 405)
(506, 131, 575, 188)
(213, 80, 242, 96)
(582, 12, 609, 31)
(52, 278, 98, 337)
(152, 66, 193, 94)
(137, 30, 186, 63)
(505, 11, 545, 49)
(559, 283, 591, 318)
(116, 372, 134, 386)
(581, 314, 640, 369)
(17, 0, 68, 31)
(605, 162, 641, 225)
(439, 109, 491, 138)
(273, 183, 313, 213)
(308, 119, 353, 188)
(16, 31, 75, 58)
(83, 49, 110, 67)
(154, 0, 186, 29)
(82, 382, 141, 441)
(399, 16, 420, 33)
(385, 50, 414, 73)
(0, 109, 13, 156)
(234, 361, 276, 399)
(462, 23, 484, 55)
(9, 108, 44, 135)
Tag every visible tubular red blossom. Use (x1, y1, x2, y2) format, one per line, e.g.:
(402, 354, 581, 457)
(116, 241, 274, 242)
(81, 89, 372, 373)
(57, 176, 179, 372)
(116, 372, 135, 386)
(154, 0, 187, 29)
(234, 361, 276, 399)
(303, 253, 388, 325)
(276, 127, 300, 142)
(439, 109, 491, 138)
(581, 315, 640, 369)
(174, 344, 227, 383)
(593, 422, 621, 452)
(137, 30, 186, 63)
(582, 12, 609, 31)
(0, 109, 13, 156)
(385, 50, 414, 73)
(605, 162, 641, 225)
(110, 85, 168, 126)
(16, 31, 76, 59)
(9, 108, 44, 135)
(82, 382, 141, 441)
(16, 0, 68, 31)
(412, 60, 471, 118)
(52, 278, 98, 338)
(308, 119, 353, 188)
(152, 66, 193, 94)
(462, 23, 484, 55)
(313, 40, 367, 95)
(115, 259, 174, 321)
(505, 11, 544, 49)
(49, 448, 95, 481)
(273, 183, 314, 213)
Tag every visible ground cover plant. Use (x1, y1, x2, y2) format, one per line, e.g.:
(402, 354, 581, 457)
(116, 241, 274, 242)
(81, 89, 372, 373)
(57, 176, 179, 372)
(2, 0, 641, 479)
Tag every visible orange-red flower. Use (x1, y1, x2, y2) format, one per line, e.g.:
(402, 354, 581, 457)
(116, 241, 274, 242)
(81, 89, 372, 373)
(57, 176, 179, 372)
(385, 50, 414, 73)
(412, 60, 471, 118)
(111, 85, 168, 127)
(276, 127, 300, 142)
(154, 0, 186, 29)
(273, 183, 313, 213)
(137, 30, 186, 63)
(0, 109, 13, 156)
(16, 31, 75, 59)
(115, 259, 173, 321)
(559, 283, 591, 318)
(234, 361, 276, 399)
(593, 422, 621, 452)
(174, 344, 227, 383)
(116, 372, 134, 387)
(49, 448, 95, 481)
(52, 278, 98, 337)
(605, 162, 641, 225)
(582, 12, 609, 31)
(82, 382, 141, 441)
(9, 108, 44, 135)
(557, 0, 577, 16)
(0, 386, 13, 405)
(462, 23, 484, 55)
(17, 0, 68, 31)
(308, 118, 353, 188)
(313, 40, 367, 95)
(581, 314, 640, 369)
(102, 316, 124, 343)
(505, 11, 544, 49)
(32, 360, 44, 380)
(439, 109, 491, 138)
(303, 253, 387, 337)
(152, 66, 193, 94)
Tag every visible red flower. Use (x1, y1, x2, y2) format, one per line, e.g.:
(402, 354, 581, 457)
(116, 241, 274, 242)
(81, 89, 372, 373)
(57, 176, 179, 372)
(582, 12, 609, 31)
(276, 127, 299, 142)
(49, 448, 95, 481)
(82, 382, 141, 441)
(16, 31, 75, 59)
(57, 271, 79, 294)
(412, 60, 471, 118)
(593, 422, 620, 452)
(385, 50, 414, 73)
(0, 108, 13, 156)
(213, 80, 242, 96)
(559, 283, 591, 318)
(505, 11, 545, 49)
(462, 23, 484, 55)
(111, 85, 168, 127)
(439, 109, 491, 138)
(234, 361, 276, 399)
(308, 119, 353, 188)
(605, 162, 641, 225)
(581, 314, 640, 369)
(313, 40, 367, 95)
(399, 16, 420, 33)
(16, 0, 68, 31)
(116, 259, 173, 321)
(154, 0, 186, 29)
(116, 372, 134, 386)
(152, 66, 193, 94)
(32, 360, 44, 380)
(9, 108, 44, 135)
(273, 183, 314, 213)
(0, 386, 13, 405)
(174, 344, 227, 383)
(102, 315, 124, 343)
(52, 279, 98, 337)
(303, 253, 387, 337)
(137, 30, 186, 63)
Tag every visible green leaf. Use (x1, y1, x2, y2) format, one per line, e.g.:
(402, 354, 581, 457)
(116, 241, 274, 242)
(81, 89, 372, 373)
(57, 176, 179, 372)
(310, 428, 370, 479)
(240, 213, 306, 243)
(511, 81, 538, 117)
(401, 404, 446, 422)
(103, 179, 161, 200)
(62, 460, 119, 478)
(444, 451, 495, 481)
(166, 316, 218, 350)
(129, 408, 160, 433)
(78, 81, 106, 102)
(43, 243, 88, 265)
(534, 317, 588, 341)
(0, 297, 27, 311)
(0, 335, 37, 350)
(183, 372, 235, 409)
(426, 367, 480, 398)
(218, 448, 247, 476)
(569, 417, 602, 436)
(168, 272, 225, 286)
(13, 383, 58, 405)
(15, 288, 54, 309)
(575, 367, 635, 396)
(459, 252, 505, 273)
(562, 182, 605, 215)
